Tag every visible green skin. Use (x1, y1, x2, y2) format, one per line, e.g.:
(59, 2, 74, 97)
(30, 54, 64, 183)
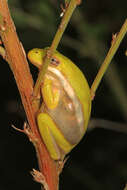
(28, 48, 91, 160)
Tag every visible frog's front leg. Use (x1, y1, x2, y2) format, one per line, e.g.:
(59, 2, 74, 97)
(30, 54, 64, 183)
(37, 113, 74, 160)
(41, 77, 60, 110)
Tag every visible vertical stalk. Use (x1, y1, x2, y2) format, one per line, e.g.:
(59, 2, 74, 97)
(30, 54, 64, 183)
(91, 19, 127, 98)
(33, 0, 81, 97)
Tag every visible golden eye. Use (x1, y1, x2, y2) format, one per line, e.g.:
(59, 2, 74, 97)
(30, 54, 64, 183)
(51, 58, 60, 66)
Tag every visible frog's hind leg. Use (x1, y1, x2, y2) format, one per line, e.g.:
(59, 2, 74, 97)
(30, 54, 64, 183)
(37, 113, 72, 160)
(37, 113, 60, 160)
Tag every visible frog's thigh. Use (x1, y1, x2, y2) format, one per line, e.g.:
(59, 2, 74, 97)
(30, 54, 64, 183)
(37, 113, 73, 160)
(37, 113, 60, 160)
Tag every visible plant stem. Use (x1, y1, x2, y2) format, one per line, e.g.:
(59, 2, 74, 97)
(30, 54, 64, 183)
(91, 19, 127, 99)
(33, 0, 81, 97)
(88, 118, 127, 134)
(0, 1, 59, 190)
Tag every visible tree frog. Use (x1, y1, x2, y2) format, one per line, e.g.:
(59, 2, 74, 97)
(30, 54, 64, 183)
(28, 48, 91, 160)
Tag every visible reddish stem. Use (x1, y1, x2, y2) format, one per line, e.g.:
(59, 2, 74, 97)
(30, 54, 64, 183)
(0, 1, 59, 190)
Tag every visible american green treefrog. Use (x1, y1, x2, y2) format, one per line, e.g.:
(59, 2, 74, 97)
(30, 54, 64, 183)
(28, 48, 91, 160)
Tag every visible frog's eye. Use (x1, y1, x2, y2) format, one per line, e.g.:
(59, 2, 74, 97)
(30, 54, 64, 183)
(51, 57, 60, 66)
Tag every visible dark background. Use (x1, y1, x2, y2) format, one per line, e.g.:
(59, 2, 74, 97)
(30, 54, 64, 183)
(0, 0, 127, 190)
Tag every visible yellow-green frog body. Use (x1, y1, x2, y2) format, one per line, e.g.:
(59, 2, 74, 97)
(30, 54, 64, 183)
(28, 48, 91, 160)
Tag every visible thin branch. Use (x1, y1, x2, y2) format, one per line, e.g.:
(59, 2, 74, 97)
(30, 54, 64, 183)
(33, 0, 81, 97)
(91, 19, 127, 99)
(88, 118, 127, 134)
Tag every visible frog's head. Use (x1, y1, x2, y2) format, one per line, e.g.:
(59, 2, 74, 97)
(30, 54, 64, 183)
(28, 48, 46, 69)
